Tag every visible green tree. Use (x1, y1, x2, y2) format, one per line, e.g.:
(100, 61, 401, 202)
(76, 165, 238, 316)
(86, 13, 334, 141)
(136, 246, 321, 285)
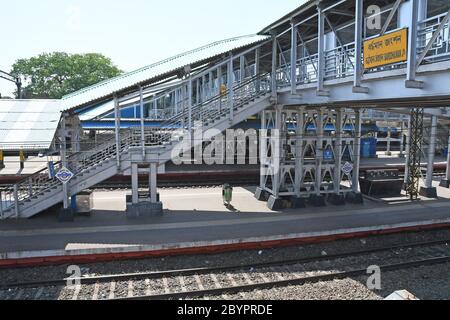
(11, 52, 122, 99)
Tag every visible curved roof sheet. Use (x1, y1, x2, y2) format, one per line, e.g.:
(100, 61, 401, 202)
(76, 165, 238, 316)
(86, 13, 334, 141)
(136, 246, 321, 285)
(62, 34, 270, 112)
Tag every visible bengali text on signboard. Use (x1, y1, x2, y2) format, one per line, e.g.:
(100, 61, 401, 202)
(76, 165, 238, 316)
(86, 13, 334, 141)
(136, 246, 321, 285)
(364, 28, 408, 69)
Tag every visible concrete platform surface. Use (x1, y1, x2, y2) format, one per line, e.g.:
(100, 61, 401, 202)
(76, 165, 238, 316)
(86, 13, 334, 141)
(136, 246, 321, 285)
(1, 186, 450, 264)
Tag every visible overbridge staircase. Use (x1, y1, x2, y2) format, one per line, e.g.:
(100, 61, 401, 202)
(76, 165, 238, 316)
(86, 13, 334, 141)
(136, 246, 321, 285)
(0, 73, 273, 219)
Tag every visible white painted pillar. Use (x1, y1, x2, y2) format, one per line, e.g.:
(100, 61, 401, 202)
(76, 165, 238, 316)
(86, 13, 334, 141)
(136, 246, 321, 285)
(131, 163, 139, 205)
(174, 88, 179, 115)
(387, 128, 392, 155)
(188, 78, 193, 135)
(153, 100, 157, 120)
(114, 96, 121, 169)
(425, 116, 438, 188)
(271, 36, 278, 100)
(273, 107, 282, 198)
(353, 110, 362, 193)
(240, 55, 245, 82)
(227, 56, 234, 121)
(295, 109, 304, 197)
(353, 0, 365, 90)
(260, 111, 267, 189)
(217, 66, 223, 113)
(139, 86, 145, 158)
(255, 48, 261, 93)
(316, 108, 324, 195)
(317, 6, 325, 93)
(61, 115, 69, 210)
(217, 66, 223, 95)
(406, 0, 420, 86)
(335, 109, 344, 194)
(150, 163, 158, 203)
(209, 71, 214, 99)
(291, 20, 298, 95)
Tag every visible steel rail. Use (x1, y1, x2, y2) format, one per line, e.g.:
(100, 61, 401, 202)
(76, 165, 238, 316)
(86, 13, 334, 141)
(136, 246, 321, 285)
(2, 237, 450, 290)
(117, 255, 450, 300)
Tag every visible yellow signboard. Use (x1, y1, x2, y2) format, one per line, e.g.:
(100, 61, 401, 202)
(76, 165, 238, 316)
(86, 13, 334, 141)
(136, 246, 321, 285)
(364, 28, 408, 69)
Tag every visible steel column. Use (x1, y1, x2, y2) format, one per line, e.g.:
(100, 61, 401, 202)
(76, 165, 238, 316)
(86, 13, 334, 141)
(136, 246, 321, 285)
(295, 109, 304, 197)
(139, 86, 145, 158)
(334, 109, 344, 194)
(316, 108, 324, 194)
(317, 6, 325, 93)
(188, 78, 193, 135)
(291, 21, 298, 95)
(61, 115, 69, 210)
(406, 108, 424, 200)
(114, 96, 121, 169)
(260, 111, 267, 189)
(255, 48, 261, 93)
(352, 110, 362, 193)
(271, 36, 278, 100)
(150, 163, 158, 203)
(131, 163, 139, 205)
(273, 107, 283, 198)
(217, 66, 223, 95)
(406, 0, 420, 86)
(174, 88, 179, 115)
(425, 115, 438, 188)
(353, 0, 367, 92)
(209, 71, 214, 99)
(387, 128, 392, 155)
(404, 116, 412, 186)
(400, 121, 405, 157)
(240, 55, 245, 82)
(227, 56, 234, 121)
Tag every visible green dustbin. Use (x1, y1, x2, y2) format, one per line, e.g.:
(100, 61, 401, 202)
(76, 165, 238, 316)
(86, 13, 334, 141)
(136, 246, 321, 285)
(222, 184, 233, 205)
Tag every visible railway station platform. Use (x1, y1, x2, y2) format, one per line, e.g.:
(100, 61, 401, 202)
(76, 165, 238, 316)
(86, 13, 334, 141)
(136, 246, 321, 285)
(1, 183, 450, 267)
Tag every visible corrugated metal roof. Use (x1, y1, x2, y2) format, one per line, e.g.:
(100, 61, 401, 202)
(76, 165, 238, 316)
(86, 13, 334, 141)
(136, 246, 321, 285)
(62, 34, 270, 112)
(258, 0, 316, 34)
(0, 100, 62, 151)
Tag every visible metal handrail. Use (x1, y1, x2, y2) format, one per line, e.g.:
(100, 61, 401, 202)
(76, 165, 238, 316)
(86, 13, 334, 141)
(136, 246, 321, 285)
(0, 72, 272, 219)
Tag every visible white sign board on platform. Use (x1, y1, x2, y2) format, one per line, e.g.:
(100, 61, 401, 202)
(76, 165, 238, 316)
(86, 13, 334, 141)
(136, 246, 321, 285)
(56, 167, 74, 184)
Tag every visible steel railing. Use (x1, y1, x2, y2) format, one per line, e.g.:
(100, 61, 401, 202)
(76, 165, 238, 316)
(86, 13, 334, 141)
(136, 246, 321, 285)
(0, 73, 272, 219)
(417, 11, 450, 64)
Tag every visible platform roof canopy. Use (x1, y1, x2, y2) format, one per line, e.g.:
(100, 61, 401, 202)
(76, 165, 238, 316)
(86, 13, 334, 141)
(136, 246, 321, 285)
(0, 100, 62, 151)
(62, 34, 270, 113)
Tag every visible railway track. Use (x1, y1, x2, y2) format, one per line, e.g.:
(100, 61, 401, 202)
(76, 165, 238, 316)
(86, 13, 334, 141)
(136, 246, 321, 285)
(1, 238, 450, 300)
(1, 166, 446, 190)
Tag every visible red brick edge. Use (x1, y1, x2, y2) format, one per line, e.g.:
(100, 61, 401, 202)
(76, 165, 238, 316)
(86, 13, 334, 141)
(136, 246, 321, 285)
(2, 222, 450, 268)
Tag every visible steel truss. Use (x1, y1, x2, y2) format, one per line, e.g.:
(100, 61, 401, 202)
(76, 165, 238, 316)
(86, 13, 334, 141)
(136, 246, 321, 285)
(259, 106, 361, 200)
(405, 107, 425, 200)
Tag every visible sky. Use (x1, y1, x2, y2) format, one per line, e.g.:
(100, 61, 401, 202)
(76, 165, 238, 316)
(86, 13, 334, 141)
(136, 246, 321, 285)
(0, 0, 301, 97)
